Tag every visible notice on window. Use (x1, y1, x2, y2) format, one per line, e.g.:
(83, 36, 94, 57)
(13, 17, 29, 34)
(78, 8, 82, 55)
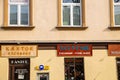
(18, 74, 24, 79)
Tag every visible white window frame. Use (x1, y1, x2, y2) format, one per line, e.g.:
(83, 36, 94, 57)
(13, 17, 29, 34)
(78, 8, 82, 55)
(8, 0, 29, 26)
(62, 0, 82, 27)
(113, 0, 120, 26)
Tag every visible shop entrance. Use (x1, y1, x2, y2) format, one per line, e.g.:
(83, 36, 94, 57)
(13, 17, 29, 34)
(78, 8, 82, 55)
(37, 73, 49, 80)
(9, 58, 30, 80)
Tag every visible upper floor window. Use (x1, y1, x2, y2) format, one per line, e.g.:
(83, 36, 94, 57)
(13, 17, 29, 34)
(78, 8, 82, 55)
(62, 0, 81, 26)
(3, 0, 33, 27)
(114, 0, 120, 26)
(58, 0, 86, 27)
(9, 0, 29, 26)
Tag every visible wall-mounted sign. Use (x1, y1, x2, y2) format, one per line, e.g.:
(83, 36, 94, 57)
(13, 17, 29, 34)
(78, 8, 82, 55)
(108, 44, 120, 56)
(35, 65, 49, 70)
(57, 44, 92, 56)
(1, 45, 38, 57)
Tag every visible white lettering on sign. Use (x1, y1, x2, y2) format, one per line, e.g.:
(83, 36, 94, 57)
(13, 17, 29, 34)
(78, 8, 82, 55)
(11, 60, 28, 64)
(111, 51, 120, 54)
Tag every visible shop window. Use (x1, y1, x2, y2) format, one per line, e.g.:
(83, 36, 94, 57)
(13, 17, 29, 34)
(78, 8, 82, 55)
(37, 73, 49, 80)
(3, 0, 34, 28)
(57, 0, 86, 28)
(64, 58, 85, 80)
(116, 58, 120, 80)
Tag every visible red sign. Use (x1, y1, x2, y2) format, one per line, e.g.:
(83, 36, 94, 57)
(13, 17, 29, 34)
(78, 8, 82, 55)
(108, 44, 120, 56)
(57, 44, 92, 56)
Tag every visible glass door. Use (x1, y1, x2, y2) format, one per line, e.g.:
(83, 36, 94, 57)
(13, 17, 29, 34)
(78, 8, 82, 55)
(9, 58, 30, 80)
(37, 73, 49, 80)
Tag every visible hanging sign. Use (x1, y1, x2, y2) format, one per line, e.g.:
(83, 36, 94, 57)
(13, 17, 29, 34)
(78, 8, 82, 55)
(57, 44, 92, 56)
(1, 45, 38, 57)
(108, 44, 120, 56)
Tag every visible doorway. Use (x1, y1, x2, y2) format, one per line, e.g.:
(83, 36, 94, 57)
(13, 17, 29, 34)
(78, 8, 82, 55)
(37, 73, 49, 80)
(9, 58, 30, 80)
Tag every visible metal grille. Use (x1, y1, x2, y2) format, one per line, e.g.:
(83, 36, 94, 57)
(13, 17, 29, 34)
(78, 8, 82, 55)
(64, 58, 84, 80)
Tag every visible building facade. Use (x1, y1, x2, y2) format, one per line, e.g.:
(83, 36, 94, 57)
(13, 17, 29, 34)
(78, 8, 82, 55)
(0, 0, 120, 80)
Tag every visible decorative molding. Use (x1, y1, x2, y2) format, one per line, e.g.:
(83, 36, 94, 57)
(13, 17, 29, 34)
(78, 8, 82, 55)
(1, 26, 35, 30)
(56, 26, 88, 30)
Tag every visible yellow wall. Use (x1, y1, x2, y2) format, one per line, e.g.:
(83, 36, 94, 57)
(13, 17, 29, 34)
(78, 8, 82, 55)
(31, 50, 64, 80)
(0, 50, 118, 80)
(31, 49, 118, 80)
(85, 50, 117, 80)
(0, 58, 8, 80)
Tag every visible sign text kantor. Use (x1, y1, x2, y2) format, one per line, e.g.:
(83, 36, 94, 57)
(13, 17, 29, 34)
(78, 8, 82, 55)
(1, 45, 38, 57)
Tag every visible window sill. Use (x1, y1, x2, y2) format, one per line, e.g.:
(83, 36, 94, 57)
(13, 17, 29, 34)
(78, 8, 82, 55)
(108, 27, 120, 30)
(1, 26, 35, 30)
(56, 26, 88, 30)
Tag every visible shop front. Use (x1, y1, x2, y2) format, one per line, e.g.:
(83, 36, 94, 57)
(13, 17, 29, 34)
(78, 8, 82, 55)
(0, 45, 37, 80)
(57, 44, 92, 80)
(0, 43, 120, 80)
(9, 58, 30, 80)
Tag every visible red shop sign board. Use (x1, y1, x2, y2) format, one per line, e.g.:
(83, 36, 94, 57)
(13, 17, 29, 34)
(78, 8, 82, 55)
(57, 44, 92, 56)
(108, 44, 120, 56)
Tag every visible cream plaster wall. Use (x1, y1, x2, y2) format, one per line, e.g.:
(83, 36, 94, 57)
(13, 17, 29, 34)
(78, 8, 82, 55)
(31, 49, 118, 80)
(85, 50, 117, 80)
(0, 49, 118, 80)
(0, 0, 119, 41)
(31, 50, 64, 80)
(0, 58, 8, 80)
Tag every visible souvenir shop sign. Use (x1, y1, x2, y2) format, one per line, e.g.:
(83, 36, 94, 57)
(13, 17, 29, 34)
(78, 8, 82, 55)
(108, 44, 120, 56)
(1, 45, 38, 57)
(57, 44, 92, 56)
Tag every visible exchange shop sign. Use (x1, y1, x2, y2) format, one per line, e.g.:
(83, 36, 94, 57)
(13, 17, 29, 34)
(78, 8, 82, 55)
(1, 45, 38, 57)
(108, 44, 120, 56)
(57, 44, 92, 56)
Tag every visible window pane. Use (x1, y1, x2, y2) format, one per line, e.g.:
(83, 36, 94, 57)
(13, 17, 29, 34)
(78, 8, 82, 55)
(65, 58, 85, 80)
(10, 0, 28, 3)
(114, 0, 120, 3)
(114, 5, 120, 25)
(75, 58, 84, 80)
(63, 0, 80, 3)
(73, 6, 80, 25)
(10, 5, 17, 24)
(65, 58, 74, 80)
(21, 5, 28, 25)
(63, 6, 70, 25)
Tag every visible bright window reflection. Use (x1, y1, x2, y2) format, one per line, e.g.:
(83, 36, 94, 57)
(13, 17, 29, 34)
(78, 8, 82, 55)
(63, 0, 80, 3)
(10, 0, 28, 3)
